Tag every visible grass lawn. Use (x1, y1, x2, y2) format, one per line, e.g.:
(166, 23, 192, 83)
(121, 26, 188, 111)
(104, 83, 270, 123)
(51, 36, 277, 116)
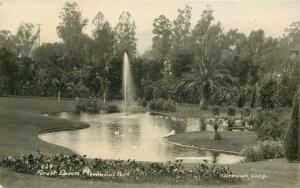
(167, 131, 258, 153)
(0, 97, 89, 159)
(0, 97, 299, 188)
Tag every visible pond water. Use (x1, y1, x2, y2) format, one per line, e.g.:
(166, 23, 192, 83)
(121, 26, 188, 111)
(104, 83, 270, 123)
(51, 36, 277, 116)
(39, 112, 243, 164)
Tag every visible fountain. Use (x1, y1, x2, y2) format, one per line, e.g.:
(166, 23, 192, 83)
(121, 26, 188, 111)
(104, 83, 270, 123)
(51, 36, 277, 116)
(122, 53, 135, 113)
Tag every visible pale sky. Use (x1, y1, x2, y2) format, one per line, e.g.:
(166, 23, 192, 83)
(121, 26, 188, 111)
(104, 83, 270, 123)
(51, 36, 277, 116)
(1, 0, 300, 54)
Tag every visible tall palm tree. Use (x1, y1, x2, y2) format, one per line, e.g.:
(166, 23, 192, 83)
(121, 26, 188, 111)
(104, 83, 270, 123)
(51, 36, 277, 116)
(194, 55, 235, 109)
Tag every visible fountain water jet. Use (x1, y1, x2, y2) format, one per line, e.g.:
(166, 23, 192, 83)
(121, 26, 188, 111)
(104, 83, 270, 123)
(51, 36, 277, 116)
(123, 53, 136, 113)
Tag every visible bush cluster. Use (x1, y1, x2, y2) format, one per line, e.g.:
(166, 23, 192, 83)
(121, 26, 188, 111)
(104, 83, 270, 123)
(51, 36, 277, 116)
(241, 140, 283, 162)
(107, 105, 120, 113)
(74, 98, 87, 112)
(86, 98, 98, 108)
(241, 107, 251, 117)
(249, 108, 288, 140)
(210, 86, 252, 107)
(73, 98, 99, 113)
(258, 76, 299, 109)
(257, 119, 286, 141)
(1, 153, 241, 184)
(149, 98, 175, 112)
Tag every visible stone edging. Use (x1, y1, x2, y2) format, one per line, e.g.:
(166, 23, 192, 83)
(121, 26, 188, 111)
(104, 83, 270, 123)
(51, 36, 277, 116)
(163, 137, 241, 155)
(37, 123, 90, 156)
(38, 123, 90, 136)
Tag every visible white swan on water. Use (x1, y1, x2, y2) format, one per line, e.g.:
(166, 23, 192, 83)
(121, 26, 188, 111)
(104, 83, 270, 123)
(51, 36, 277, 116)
(164, 130, 176, 137)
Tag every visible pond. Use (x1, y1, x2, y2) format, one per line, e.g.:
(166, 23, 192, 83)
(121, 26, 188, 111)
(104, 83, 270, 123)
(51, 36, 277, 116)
(39, 112, 243, 164)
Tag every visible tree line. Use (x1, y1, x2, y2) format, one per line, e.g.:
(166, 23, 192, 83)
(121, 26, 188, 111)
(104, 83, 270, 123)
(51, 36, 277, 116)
(0, 2, 299, 109)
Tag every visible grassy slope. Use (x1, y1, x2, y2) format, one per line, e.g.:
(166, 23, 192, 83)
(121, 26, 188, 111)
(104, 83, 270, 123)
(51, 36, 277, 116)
(0, 97, 89, 158)
(0, 97, 299, 188)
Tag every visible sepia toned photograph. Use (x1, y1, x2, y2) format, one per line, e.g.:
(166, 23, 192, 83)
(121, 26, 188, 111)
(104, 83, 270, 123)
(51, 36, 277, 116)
(0, 0, 299, 187)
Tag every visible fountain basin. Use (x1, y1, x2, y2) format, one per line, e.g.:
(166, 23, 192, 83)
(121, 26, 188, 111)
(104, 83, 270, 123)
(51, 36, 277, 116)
(39, 112, 244, 164)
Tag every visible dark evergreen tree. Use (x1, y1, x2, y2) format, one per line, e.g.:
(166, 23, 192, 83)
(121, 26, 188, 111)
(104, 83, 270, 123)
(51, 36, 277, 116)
(238, 93, 245, 108)
(259, 79, 278, 109)
(250, 84, 257, 108)
(284, 88, 300, 162)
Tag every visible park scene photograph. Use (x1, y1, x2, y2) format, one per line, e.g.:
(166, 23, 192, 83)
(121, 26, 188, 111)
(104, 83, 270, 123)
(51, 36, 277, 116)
(0, 0, 299, 187)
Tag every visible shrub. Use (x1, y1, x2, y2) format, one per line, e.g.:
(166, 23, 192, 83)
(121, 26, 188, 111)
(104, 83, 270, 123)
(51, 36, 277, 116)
(184, 82, 201, 104)
(200, 118, 206, 131)
(259, 140, 284, 159)
(255, 109, 288, 140)
(168, 116, 186, 133)
(248, 107, 264, 130)
(162, 99, 176, 112)
(225, 87, 240, 107)
(241, 144, 263, 162)
(211, 86, 241, 107)
(149, 98, 163, 111)
(241, 107, 251, 117)
(227, 106, 236, 116)
(210, 86, 228, 106)
(74, 98, 86, 113)
(227, 118, 235, 131)
(284, 89, 300, 162)
(149, 98, 175, 112)
(74, 98, 101, 113)
(149, 101, 155, 110)
(241, 140, 283, 162)
(212, 106, 220, 116)
(107, 105, 120, 113)
(257, 119, 285, 140)
(138, 98, 147, 107)
(85, 98, 98, 108)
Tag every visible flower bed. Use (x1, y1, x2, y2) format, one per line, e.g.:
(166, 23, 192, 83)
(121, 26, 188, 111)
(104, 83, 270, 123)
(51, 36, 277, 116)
(1, 153, 241, 184)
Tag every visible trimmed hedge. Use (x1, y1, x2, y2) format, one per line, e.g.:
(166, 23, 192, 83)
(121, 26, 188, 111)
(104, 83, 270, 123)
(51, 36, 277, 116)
(226, 106, 236, 116)
(212, 106, 220, 116)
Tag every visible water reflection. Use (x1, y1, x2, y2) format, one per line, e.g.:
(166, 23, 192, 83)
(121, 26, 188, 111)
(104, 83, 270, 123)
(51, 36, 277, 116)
(39, 112, 243, 164)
